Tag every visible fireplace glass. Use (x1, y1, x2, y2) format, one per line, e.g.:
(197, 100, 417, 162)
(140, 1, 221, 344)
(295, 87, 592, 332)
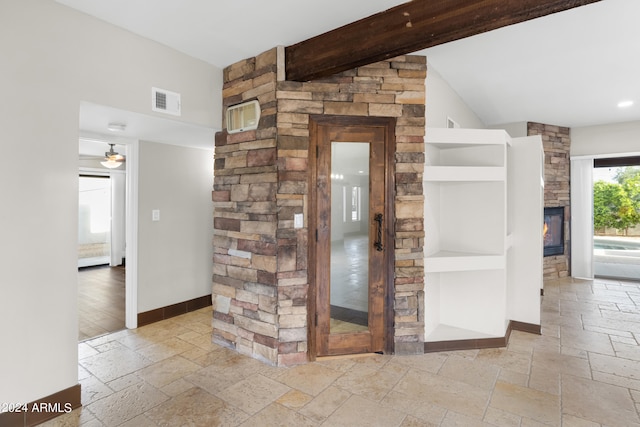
(544, 207, 564, 256)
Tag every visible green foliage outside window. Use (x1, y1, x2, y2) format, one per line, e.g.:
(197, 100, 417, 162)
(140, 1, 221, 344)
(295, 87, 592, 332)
(593, 166, 640, 235)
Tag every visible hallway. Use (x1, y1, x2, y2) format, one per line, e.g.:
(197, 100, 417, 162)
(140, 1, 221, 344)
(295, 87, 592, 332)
(78, 266, 126, 341)
(45, 276, 640, 426)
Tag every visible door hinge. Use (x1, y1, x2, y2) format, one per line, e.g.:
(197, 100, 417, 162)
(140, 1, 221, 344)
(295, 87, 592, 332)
(315, 313, 318, 325)
(315, 229, 318, 242)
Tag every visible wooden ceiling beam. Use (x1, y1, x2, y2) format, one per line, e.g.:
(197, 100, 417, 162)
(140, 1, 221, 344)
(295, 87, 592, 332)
(285, 0, 601, 81)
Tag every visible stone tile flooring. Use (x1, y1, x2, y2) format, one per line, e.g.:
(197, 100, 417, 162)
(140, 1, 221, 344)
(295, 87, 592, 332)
(43, 276, 640, 426)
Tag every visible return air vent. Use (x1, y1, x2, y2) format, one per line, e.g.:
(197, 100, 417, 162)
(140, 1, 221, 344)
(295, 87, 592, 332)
(152, 87, 181, 116)
(226, 100, 260, 134)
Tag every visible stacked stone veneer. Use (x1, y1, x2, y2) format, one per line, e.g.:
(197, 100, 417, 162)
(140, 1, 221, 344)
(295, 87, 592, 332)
(212, 47, 426, 366)
(528, 122, 571, 280)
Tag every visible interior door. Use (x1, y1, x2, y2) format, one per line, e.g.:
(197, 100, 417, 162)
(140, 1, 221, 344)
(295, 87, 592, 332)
(312, 117, 392, 357)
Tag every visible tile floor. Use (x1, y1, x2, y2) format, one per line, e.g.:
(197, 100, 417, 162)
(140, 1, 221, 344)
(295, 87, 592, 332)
(43, 276, 640, 426)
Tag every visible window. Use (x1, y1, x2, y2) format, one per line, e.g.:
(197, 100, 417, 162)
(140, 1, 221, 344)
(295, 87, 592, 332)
(351, 186, 361, 221)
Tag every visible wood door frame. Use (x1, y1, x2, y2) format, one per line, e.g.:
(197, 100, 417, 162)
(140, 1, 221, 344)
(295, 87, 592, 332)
(307, 115, 396, 361)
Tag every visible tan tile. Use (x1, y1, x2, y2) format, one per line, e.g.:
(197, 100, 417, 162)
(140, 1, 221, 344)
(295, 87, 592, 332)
(334, 360, 407, 401)
(114, 333, 158, 351)
(240, 403, 317, 427)
(136, 355, 201, 388)
(381, 390, 447, 425)
(438, 354, 500, 390)
(498, 368, 529, 387)
(528, 365, 560, 395)
(185, 350, 268, 392)
(532, 348, 590, 378)
(560, 325, 615, 356)
(86, 382, 169, 426)
(388, 353, 447, 373)
(400, 415, 438, 427)
(490, 381, 560, 425)
(476, 348, 531, 374)
(394, 368, 490, 419)
(277, 362, 343, 396)
(611, 335, 640, 346)
(80, 374, 114, 405)
(276, 389, 313, 410)
(135, 337, 196, 362)
(160, 378, 196, 397)
(146, 387, 249, 427)
(94, 339, 127, 353)
(561, 414, 601, 427)
(118, 414, 158, 427)
(520, 416, 555, 427)
(78, 342, 99, 360)
(107, 372, 143, 392)
(176, 331, 218, 350)
(79, 346, 154, 383)
(315, 355, 357, 372)
(298, 385, 351, 422)
(78, 365, 92, 381)
(216, 374, 290, 415)
(83, 328, 131, 348)
(483, 407, 521, 427)
(592, 370, 640, 392)
(590, 352, 640, 389)
(440, 410, 493, 426)
(38, 407, 99, 427)
(562, 374, 640, 426)
(324, 394, 406, 427)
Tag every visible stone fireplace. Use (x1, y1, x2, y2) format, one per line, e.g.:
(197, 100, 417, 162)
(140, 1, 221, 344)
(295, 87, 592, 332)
(528, 122, 571, 280)
(212, 47, 426, 366)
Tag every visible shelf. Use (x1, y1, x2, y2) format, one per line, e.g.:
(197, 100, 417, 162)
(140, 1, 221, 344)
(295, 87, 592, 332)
(425, 324, 502, 342)
(424, 166, 505, 182)
(425, 251, 505, 272)
(422, 129, 542, 348)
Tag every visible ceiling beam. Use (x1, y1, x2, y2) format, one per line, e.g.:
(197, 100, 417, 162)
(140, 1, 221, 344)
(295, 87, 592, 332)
(285, 0, 601, 82)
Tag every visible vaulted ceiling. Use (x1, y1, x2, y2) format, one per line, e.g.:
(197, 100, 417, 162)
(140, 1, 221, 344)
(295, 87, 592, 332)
(58, 0, 639, 129)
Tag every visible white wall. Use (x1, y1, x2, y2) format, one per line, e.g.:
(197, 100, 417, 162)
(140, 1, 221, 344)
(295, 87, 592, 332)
(0, 0, 221, 404)
(138, 142, 214, 312)
(426, 62, 485, 129)
(572, 120, 640, 157)
(490, 122, 528, 138)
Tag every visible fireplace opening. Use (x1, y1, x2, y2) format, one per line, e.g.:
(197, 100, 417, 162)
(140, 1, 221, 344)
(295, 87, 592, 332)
(544, 207, 565, 257)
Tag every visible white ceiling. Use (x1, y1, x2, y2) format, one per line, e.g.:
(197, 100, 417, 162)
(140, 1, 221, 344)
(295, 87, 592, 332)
(59, 0, 640, 137)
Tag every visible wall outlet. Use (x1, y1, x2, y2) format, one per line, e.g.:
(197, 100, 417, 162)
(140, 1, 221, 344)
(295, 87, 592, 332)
(152, 209, 160, 221)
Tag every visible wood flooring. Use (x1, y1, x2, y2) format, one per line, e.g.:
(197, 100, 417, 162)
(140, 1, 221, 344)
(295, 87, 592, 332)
(78, 265, 125, 341)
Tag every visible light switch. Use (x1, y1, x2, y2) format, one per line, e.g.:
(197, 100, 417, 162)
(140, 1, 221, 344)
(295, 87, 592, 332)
(294, 213, 304, 229)
(152, 209, 160, 221)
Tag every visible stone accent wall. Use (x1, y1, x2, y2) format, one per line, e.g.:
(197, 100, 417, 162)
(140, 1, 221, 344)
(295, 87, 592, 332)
(528, 122, 571, 280)
(212, 47, 426, 366)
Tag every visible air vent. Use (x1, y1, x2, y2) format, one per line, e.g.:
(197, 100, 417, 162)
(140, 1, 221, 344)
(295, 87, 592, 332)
(226, 100, 260, 134)
(152, 87, 181, 116)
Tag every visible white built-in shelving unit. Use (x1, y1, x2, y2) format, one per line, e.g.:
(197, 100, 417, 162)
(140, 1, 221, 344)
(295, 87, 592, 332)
(423, 128, 543, 346)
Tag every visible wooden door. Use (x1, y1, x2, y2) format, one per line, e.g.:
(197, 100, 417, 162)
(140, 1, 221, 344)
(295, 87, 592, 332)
(309, 116, 394, 357)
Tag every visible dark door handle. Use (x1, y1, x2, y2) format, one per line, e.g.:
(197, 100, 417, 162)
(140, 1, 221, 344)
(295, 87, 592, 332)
(374, 213, 384, 252)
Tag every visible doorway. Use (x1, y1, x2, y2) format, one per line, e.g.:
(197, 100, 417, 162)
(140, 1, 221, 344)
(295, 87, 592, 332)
(309, 116, 395, 357)
(593, 157, 640, 281)
(78, 172, 127, 340)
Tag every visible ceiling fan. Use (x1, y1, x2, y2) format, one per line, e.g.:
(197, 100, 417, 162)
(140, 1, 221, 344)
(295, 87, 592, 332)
(80, 143, 126, 169)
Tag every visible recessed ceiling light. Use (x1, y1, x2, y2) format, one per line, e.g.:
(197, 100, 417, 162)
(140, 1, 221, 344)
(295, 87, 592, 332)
(107, 122, 127, 132)
(617, 100, 634, 108)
